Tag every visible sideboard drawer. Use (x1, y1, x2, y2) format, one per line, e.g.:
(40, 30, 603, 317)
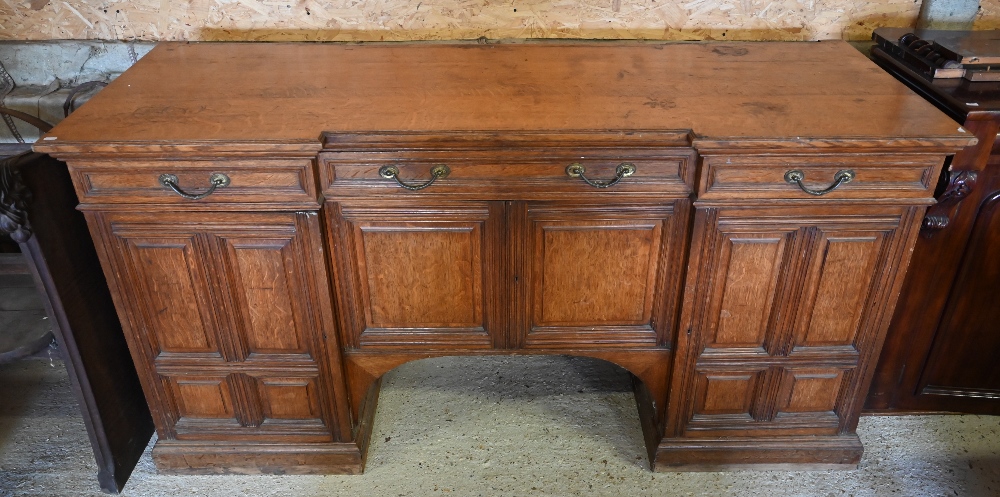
(320, 149, 695, 199)
(71, 159, 318, 207)
(699, 154, 942, 201)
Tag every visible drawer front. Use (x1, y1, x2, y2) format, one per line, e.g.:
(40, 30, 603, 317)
(699, 154, 941, 201)
(320, 149, 695, 199)
(71, 159, 318, 207)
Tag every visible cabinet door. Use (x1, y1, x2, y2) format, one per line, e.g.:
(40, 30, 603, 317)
(92, 211, 349, 443)
(516, 202, 688, 349)
(329, 201, 505, 349)
(668, 206, 918, 438)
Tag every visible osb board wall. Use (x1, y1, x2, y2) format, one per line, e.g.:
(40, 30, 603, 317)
(976, 0, 1000, 29)
(1, 0, 922, 42)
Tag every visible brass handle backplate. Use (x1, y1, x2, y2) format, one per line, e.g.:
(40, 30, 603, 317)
(158, 173, 230, 200)
(379, 164, 450, 190)
(566, 162, 636, 188)
(784, 169, 855, 196)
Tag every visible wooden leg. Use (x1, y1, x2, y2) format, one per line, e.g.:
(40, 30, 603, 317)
(4, 153, 154, 492)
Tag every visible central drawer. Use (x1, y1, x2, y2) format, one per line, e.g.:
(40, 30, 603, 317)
(320, 148, 696, 200)
(319, 131, 697, 201)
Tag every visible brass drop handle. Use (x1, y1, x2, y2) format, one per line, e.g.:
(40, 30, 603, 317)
(566, 162, 636, 188)
(784, 169, 855, 196)
(379, 164, 450, 190)
(158, 173, 230, 200)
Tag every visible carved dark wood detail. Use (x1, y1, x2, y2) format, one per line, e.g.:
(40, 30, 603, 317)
(921, 170, 978, 235)
(869, 39, 1000, 416)
(0, 154, 32, 243)
(922, 215, 949, 230)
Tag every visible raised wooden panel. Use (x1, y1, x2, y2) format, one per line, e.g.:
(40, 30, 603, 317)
(917, 192, 1000, 402)
(694, 371, 762, 417)
(520, 203, 683, 348)
(332, 202, 501, 348)
(682, 366, 846, 437)
(710, 234, 791, 348)
(259, 377, 322, 420)
(779, 368, 846, 413)
(171, 377, 235, 419)
(797, 233, 884, 347)
(220, 236, 305, 355)
(362, 226, 481, 327)
(116, 233, 219, 355)
(536, 222, 659, 324)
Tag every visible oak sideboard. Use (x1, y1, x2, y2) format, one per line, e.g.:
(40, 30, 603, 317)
(34, 40, 973, 473)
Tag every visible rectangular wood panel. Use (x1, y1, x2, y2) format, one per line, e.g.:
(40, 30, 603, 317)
(222, 236, 305, 354)
(171, 377, 235, 420)
(710, 234, 791, 349)
(536, 222, 659, 325)
(360, 226, 481, 328)
(259, 377, 322, 420)
(695, 371, 761, 416)
(520, 203, 681, 349)
(779, 368, 846, 413)
(119, 235, 218, 354)
(797, 232, 885, 348)
(332, 202, 501, 348)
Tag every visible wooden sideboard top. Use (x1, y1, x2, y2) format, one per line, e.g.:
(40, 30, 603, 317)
(36, 40, 973, 155)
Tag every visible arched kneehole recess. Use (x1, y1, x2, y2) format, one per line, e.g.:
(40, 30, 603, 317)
(358, 355, 656, 472)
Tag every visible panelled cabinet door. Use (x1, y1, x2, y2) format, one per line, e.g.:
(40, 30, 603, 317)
(670, 206, 915, 438)
(329, 201, 505, 349)
(93, 211, 347, 443)
(516, 202, 687, 349)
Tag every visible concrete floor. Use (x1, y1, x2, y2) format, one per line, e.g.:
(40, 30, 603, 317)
(0, 269, 51, 364)
(1, 269, 999, 496)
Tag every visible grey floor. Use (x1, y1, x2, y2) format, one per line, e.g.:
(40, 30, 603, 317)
(0, 267, 51, 364)
(1, 269, 999, 496)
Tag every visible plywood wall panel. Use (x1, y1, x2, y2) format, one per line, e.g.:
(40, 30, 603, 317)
(976, 0, 1000, 30)
(1, 0, 922, 42)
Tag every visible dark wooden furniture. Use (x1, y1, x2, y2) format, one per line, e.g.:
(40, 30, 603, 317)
(34, 41, 971, 473)
(867, 29, 1000, 415)
(0, 151, 154, 492)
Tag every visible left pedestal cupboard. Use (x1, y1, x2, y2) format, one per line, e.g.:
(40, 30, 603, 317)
(34, 41, 973, 474)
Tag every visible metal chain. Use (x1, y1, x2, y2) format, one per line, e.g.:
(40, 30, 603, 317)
(0, 61, 23, 143)
(62, 43, 137, 117)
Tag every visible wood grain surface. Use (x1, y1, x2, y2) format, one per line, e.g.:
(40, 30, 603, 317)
(35, 41, 970, 158)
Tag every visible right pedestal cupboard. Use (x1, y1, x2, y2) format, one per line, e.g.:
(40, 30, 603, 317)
(34, 41, 974, 474)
